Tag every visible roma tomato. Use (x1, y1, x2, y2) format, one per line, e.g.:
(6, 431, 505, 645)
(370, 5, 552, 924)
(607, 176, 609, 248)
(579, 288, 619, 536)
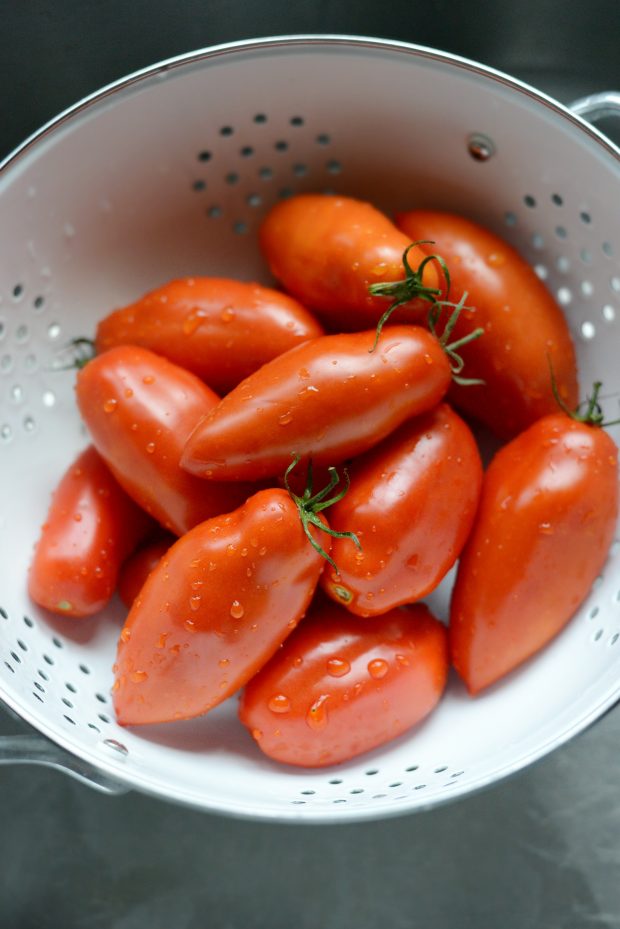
(181, 326, 452, 482)
(239, 601, 448, 767)
(29, 446, 152, 617)
(113, 488, 330, 725)
(117, 534, 175, 608)
(450, 407, 618, 694)
(95, 277, 324, 394)
(321, 404, 482, 616)
(395, 210, 579, 438)
(75, 346, 261, 536)
(259, 194, 444, 331)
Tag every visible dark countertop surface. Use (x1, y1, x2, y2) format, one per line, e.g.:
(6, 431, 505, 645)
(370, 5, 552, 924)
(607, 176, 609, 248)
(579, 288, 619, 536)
(2, 2, 620, 927)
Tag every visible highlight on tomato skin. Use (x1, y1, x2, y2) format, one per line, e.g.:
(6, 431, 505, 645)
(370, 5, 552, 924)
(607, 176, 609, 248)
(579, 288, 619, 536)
(112, 488, 330, 727)
(28, 446, 153, 618)
(320, 403, 483, 617)
(259, 193, 445, 331)
(238, 601, 448, 768)
(394, 209, 579, 439)
(95, 277, 324, 394)
(450, 412, 619, 694)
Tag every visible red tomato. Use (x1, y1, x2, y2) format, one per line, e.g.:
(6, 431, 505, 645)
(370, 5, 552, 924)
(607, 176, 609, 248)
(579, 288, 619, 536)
(117, 534, 175, 608)
(181, 326, 452, 482)
(113, 489, 330, 725)
(75, 346, 262, 535)
(395, 210, 579, 438)
(95, 277, 324, 394)
(259, 194, 444, 331)
(239, 601, 448, 767)
(321, 404, 482, 616)
(29, 447, 152, 617)
(450, 411, 618, 694)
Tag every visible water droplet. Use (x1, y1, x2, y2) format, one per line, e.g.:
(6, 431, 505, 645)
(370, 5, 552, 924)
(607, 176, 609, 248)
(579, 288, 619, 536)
(230, 600, 245, 619)
(293, 656, 303, 667)
(219, 658, 230, 668)
(306, 694, 329, 730)
(251, 728, 263, 740)
(183, 310, 207, 335)
(268, 694, 291, 714)
(278, 411, 293, 426)
(73, 512, 83, 522)
(142, 375, 155, 385)
(539, 522, 554, 535)
(259, 546, 267, 556)
(124, 387, 134, 398)
(487, 252, 506, 267)
(327, 657, 350, 677)
(184, 619, 196, 632)
(226, 544, 236, 556)
(93, 566, 103, 578)
(130, 670, 148, 683)
(395, 654, 409, 668)
(220, 306, 235, 323)
(189, 594, 201, 611)
(103, 398, 117, 413)
(368, 658, 389, 679)
(155, 633, 168, 649)
(145, 442, 156, 454)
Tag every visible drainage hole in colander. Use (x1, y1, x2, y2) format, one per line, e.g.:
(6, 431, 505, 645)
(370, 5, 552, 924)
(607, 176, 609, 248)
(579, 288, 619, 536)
(405, 765, 419, 772)
(254, 113, 267, 124)
(0, 607, 8, 620)
(1, 355, 13, 374)
(233, 221, 248, 235)
(63, 716, 76, 725)
(523, 195, 536, 208)
(88, 723, 100, 732)
(4, 662, 14, 673)
(15, 325, 29, 344)
(557, 287, 572, 306)
(593, 628, 604, 642)
(259, 167, 273, 181)
(326, 160, 342, 175)
(52, 636, 63, 649)
(62, 698, 73, 709)
(504, 212, 517, 227)
(12, 284, 24, 300)
(580, 211, 592, 225)
(21, 614, 32, 628)
(0, 321, 5, 340)
(79, 663, 90, 675)
(42, 390, 56, 408)
(556, 256, 570, 273)
(365, 768, 379, 776)
(274, 141, 288, 152)
(589, 606, 600, 620)
(581, 321, 595, 340)
(278, 187, 294, 200)
(333, 799, 347, 804)
(207, 206, 222, 219)
(291, 800, 305, 805)
(328, 778, 342, 785)
(23, 415, 35, 434)
(198, 150, 212, 162)
(580, 248, 593, 264)
(293, 164, 308, 177)
(10, 385, 23, 404)
(98, 713, 110, 723)
(33, 693, 43, 703)
(611, 277, 620, 294)
(246, 194, 262, 208)
(603, 305, 616, 322)
(16, 639, 27, 652)
(47, 322, 61, 340)
(10, 651, 21, 664)
(434, 766, 448, 774)
(38, 669, 49, 682)
(551, 193, 563, 206)
(555, 226, 568, 240)
(531, 234, 544, 250)
(290, 116, 304, 127)
(610, 633, 619, 646)
(95, 692, 107, 704)
(33, 295, 45, 311)
(42, 653, 54, 666)
(389, 781, 402, 788)
(350, 788, 364, 795)
(603, 241, 613, 258)
(65, 682, 77, 694)
(225, 172, 239, 185)
(220, 125, 233, 137)
(23, 354, 37, 373)
(1, 425, 11, 443)
(581, 281, 594, 298)
(300, 789, 315, 796)
(316, 133, 330, 146)
(102, 739, 128, 756)
(414, 784, 427, 790)
(192, 180, 206, 192)
(534, 265, 548, 280)
(33, 681, 45, 693)
(240, 146, 254, 158)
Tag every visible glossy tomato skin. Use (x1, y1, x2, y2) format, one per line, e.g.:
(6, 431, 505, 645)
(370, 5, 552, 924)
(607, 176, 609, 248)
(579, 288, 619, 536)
(113, 489, 329, 726)
(450, 414, 618, 694)
(117, 534, 175, 608)
(239, 601, 448, 767)
(181, 326, 452, 482)
(95, 277, 324, 394)
(76, 346, 261, 536)
(259, 194, 443, 331)
(29, 446, 152, 617)
(395, 210, 579, 438)
(321, 404, 482, 616)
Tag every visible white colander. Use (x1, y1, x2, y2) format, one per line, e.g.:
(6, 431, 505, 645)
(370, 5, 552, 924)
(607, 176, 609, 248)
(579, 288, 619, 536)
(1, 35, 619, 823)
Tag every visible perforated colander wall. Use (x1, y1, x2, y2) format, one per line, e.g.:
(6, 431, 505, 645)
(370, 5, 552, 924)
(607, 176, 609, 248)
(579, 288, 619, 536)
(0, 38, 619, 821)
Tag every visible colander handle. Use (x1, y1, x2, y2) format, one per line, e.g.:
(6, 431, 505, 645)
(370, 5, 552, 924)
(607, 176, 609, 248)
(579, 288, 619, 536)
(570, 91, 620, 122)
(0, 733, 129, 795)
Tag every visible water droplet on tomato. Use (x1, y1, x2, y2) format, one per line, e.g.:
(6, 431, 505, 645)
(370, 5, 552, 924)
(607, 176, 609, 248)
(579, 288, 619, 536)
(219, 658, 230, 668)
(368, 658, 389, 679)
(230, 600, 245, 619)
(268, 694, 291, 714)
(103, 398, 117, 413)
(184, 619, 196, 632)
(220, 306, 235, 323)
(293, 656, 303, 667)
(124, 387, 134, 398)
(487, 252, 506, 267)
(73, 512, 83, 522)
(226, 544, 236, 556)
(306, 694, 329, 730)
(94, 565, 103, 578)
(259, 546, 267, 556)
(145, 442, 156, 454)
(251, 728, 263, 740)
(155, 632, 168, 649)
(395, 654, 409, 668)
(142, 375, 155, 385)
(130, 670, 148, 683)
(189, 595, 201, 611)
(278, 411, 293, 426)
(539, 522, 554, 535)
(190, 579, 203, 591)
(327, 657, 350, 677)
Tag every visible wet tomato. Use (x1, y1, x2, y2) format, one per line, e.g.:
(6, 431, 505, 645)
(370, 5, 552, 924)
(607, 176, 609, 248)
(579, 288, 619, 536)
(259, 194, 443, 331)
(321, 404, 482, 616)
(181, 326, 452, 482)
(29, 446, 152, 617)
(75, 345, 262, 536)
(117, 533, 175, 609)
(239, 601, 448, 767)
(450, 406, 618, 693)
(95, 277, 324, 394)
(395, 210, 579, 438)
(113, 488, 330, 725)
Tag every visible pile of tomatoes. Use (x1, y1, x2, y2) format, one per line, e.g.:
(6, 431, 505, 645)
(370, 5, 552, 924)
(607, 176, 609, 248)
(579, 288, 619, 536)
(28, 194, 618, 768)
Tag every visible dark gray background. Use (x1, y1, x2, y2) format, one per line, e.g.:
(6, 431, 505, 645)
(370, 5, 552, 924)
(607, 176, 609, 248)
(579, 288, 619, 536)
(2, 2, 620, 927)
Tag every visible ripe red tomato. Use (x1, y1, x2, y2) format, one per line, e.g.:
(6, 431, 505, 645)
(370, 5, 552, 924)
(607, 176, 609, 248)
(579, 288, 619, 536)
(450, 410, 618, 694)
(239, 601, 448, 767)
(321, 404, 482, 616)
(181, 326, 452, 482)
(29, 446, 152, 617)
(117, 534, 175, 609)
(75, 345, 262, 536)
(95, 277, 324, 394)
(395, 210, 579, 438)
(259, 194, 444, 331)
(113, 489, 330, 725)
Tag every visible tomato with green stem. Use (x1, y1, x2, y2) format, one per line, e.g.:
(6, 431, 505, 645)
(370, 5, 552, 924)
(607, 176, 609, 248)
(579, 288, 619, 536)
(29, 446, 152, 617)
(393, 210, 579, 438)
(259, 194, 447, 331)
(450, 382, 618, 694)
(75, 345, 262, 536)
(94, 277, 324, 394)
(113, 478, 350, 726)
(181, 309, 480, 483)
(239, 600, 448, 767)
(321, 403, 482, 616)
